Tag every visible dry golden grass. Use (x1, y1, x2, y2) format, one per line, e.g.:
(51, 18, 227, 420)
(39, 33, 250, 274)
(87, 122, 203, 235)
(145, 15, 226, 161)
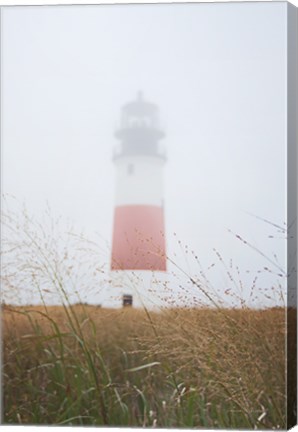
(2, 304, 288, 428)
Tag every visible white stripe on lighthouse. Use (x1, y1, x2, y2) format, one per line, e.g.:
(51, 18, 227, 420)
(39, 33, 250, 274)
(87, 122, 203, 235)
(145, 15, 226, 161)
(114, 155, 164, 207)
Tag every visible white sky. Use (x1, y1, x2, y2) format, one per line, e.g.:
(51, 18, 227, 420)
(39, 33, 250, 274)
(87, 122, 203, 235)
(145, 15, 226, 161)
(1, 2, 288, 307)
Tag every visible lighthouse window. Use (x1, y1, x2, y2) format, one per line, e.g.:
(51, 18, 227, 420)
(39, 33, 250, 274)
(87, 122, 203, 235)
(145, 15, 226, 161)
(127, 163, 134, 175)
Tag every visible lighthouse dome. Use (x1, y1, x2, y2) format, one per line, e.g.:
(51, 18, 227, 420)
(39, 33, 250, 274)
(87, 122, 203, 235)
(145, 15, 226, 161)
(122, 91, 158, 118)
(116, 92, 164, 139)
(114, 92, 166, 161)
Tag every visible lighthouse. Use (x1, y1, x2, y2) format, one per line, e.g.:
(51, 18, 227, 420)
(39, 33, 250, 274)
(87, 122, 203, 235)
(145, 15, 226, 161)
(109, 92, 167, 308)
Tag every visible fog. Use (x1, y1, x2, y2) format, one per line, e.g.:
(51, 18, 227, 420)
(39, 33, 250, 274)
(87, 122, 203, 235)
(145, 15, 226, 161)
(1, 2, 288, 307)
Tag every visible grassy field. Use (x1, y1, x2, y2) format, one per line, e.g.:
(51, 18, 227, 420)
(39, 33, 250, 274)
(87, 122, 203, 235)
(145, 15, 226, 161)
(1, 203, 293, 428)
(2, 303, 288, 428)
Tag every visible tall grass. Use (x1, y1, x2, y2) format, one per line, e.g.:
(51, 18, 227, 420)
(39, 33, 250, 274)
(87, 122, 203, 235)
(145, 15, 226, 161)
(3, 305, 287, 428)
(1, 200, 289, 428)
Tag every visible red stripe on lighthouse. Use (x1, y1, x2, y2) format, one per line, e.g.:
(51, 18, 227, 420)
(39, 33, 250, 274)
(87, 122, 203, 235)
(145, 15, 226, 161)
(111, 205, 166, 271)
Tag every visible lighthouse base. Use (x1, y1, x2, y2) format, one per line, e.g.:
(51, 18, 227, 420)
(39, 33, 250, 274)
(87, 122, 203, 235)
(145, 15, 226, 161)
(101, 270, 171, 310)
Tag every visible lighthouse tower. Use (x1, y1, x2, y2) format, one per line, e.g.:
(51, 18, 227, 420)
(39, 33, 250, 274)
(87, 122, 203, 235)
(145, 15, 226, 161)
(109, 92, 167, 308)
